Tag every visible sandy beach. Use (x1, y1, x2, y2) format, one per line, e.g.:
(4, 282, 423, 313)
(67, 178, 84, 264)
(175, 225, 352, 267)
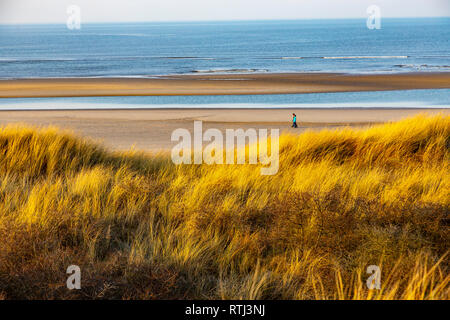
(1, 72, 449, 150)
(1, 108, 448, 151)
(1, 72, 450, 98)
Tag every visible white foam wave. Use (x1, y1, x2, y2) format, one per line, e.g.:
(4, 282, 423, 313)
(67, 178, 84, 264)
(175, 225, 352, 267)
(323, 56, 408, 59)
(191, 68, 269, 74)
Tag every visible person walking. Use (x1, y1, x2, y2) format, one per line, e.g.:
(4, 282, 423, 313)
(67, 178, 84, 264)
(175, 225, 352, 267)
(292, 113, 298, 128)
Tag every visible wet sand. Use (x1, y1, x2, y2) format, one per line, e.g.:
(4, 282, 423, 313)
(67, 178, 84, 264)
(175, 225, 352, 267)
(1, 72, 449, 98)
(0, 108, 447, 151)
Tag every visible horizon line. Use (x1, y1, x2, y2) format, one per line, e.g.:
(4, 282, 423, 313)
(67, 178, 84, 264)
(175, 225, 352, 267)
(1, 16, 449, 26)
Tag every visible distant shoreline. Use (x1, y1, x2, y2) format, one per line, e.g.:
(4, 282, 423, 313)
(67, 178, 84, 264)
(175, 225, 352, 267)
(0, 72, 449, 98)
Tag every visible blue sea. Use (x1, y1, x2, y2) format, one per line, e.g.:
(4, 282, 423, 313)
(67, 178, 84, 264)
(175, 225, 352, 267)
(1, 89, 449, 110)
(0, 18, 449, 109)
(1, 18, 449, 78)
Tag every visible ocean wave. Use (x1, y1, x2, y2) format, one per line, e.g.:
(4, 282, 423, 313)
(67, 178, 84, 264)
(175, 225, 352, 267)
(158, 57, 216, 60)
(394, 64, 450, 69)
(191, 68, 269, 74)
(81, 33, 174, 37)
(0, 56, 217, 63)
(323, 56, 409, 59)
(261, 56, 409, 60)
(0, 58, 78, 63)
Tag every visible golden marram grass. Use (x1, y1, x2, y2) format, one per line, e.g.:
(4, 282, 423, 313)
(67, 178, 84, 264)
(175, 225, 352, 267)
(0, 114, 448, 299)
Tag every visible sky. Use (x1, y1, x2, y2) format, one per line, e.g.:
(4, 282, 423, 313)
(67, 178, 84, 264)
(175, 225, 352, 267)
(0, 0, 449, 24)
